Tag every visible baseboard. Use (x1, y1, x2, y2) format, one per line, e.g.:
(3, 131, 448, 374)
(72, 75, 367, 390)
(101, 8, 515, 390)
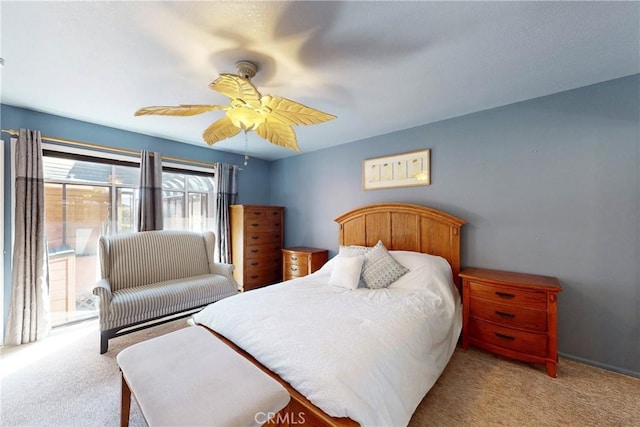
(558, 351, 639, 379)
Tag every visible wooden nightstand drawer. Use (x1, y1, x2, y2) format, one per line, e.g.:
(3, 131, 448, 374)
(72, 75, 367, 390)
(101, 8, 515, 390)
(469, 281, 547, 309)
(468, 318, 548, 357)
(284, 262, 309, 278)
(284, 252, 309, 265)
(469, 297, 547, 332)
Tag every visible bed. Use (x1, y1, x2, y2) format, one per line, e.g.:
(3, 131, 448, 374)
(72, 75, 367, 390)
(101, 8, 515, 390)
(193, 203, 465, 426)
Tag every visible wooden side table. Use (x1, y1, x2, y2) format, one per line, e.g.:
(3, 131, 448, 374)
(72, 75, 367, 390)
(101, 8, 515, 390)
(460, 267, 562, 377)
(282, 247, 328, 281)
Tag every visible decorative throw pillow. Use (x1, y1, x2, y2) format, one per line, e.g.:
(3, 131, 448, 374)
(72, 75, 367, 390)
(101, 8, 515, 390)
(361, 241, 410, 289)
(329, 255, 365, 290)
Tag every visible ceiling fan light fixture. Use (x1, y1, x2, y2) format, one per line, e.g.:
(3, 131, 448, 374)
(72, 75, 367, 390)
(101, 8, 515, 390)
(135, 60, 336, 152)
(234, 60, 258, 80)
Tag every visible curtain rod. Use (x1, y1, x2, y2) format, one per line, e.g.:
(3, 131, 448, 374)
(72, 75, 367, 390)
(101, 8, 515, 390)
(1, 128, 222, 169)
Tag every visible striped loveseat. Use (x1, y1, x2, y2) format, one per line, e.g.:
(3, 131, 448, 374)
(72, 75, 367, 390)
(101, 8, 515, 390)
(92, 230, 239, 353)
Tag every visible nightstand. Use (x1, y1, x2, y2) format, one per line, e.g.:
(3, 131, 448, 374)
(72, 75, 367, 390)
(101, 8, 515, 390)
(282, 247, 328, 281)
(460, 267, 562, 377)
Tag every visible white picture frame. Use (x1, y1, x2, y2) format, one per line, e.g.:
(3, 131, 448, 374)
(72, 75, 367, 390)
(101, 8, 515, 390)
(362, 149, 431, 190)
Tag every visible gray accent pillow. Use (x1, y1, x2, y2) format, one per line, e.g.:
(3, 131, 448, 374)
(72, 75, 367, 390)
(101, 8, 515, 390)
(361, 241, 410, 289)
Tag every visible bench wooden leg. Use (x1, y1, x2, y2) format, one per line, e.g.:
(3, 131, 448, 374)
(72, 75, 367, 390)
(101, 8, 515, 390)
(121, 373, 131, 427)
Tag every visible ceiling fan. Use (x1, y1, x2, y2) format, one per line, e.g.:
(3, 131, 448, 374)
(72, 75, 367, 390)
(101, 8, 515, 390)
(135, 60, 336, 152)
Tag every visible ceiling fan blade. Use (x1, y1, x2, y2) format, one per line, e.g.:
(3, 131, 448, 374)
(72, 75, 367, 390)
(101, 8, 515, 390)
(209, 74, 262, 109)
(262, 96, 336, 126)
(135, 105, 225, 117)
(256, 120, 300, 152)
(202, 116, 242, 146)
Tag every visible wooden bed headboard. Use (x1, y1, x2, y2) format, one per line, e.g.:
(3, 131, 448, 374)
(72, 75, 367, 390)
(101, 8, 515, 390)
(335, 203, 465, 287)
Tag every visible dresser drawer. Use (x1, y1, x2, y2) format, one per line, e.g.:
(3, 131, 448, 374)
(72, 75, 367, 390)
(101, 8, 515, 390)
(469, 281, 547, 309)
(245, 236, 280, 258)
(245, 209, 282, 229)
(245, 256, 281, 271)
(246, 243, 282, 259)
(469, 318, 548, 357)
(245, 231, 282, 246)
(469, 297, 547, 332)
(244, 266, 281, 286)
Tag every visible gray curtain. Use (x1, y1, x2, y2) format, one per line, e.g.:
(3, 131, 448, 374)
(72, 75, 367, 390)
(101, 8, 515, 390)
(213, 163, 238, 263)
(136, 150, 163, 232)
(4, 129, 51, 346)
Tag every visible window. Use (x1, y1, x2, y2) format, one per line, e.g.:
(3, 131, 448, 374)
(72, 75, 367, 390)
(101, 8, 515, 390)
(162, 171, 216, 232)
(42, 151, 216, 327)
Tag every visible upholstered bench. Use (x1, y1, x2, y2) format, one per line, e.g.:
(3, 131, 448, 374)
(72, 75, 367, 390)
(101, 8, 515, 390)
(116, 326, 290, 427)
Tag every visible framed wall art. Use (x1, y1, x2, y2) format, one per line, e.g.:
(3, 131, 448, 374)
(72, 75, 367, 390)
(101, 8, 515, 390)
(362, 149, 431, 190)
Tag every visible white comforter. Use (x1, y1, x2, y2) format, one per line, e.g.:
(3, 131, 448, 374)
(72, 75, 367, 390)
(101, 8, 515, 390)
(194, 253, 462, 427)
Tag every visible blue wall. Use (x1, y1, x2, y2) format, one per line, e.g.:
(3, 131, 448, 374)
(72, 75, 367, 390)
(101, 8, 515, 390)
(1, 105, 273, 325)
(2, 75, 639, 377)
(271, 74, 640, 377)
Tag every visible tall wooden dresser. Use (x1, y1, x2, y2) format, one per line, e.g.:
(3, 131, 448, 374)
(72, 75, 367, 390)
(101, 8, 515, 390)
(230, 205, 284, 292)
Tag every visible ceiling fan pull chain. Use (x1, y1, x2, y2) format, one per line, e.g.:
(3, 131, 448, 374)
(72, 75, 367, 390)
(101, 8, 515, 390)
(243, 130, 250, 166)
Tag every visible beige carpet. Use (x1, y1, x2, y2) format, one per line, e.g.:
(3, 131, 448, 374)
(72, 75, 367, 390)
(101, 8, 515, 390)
(1, 319, 638, 427)
(410, 345, 640, 426)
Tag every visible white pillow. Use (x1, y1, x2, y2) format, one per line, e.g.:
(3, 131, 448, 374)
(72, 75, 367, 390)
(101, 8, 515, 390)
(328, 255, 364, 290)
(388, 251, 454, 291)
(338, 244, 373, 287)
(389, 250, 448, 271)
(338, 244, 372, 257)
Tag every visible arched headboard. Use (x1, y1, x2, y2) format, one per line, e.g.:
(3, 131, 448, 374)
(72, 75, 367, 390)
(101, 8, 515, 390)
(335, 203, 465, 288)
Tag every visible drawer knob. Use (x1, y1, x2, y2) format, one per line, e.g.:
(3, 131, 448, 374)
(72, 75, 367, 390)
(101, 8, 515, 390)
(251, 275, 259, 279)
(495, 332, 515, 341)
(495, 310, 515, 319)
(251, 249, 258, 253)
(250, 262, 259, 266)
(495, 291, 515, 299)
(291, 267, 298, 272)
(291, 256, 298, 261)
(251, 236, 259, 240)
(251, 223, 259, 227)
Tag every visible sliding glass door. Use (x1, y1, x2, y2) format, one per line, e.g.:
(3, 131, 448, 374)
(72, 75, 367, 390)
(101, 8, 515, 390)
(43, 156, 139, 326)
(43, 154, 217, 327)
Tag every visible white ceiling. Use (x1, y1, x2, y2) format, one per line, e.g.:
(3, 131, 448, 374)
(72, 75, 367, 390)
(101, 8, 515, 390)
(1, 1, 638, 161)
